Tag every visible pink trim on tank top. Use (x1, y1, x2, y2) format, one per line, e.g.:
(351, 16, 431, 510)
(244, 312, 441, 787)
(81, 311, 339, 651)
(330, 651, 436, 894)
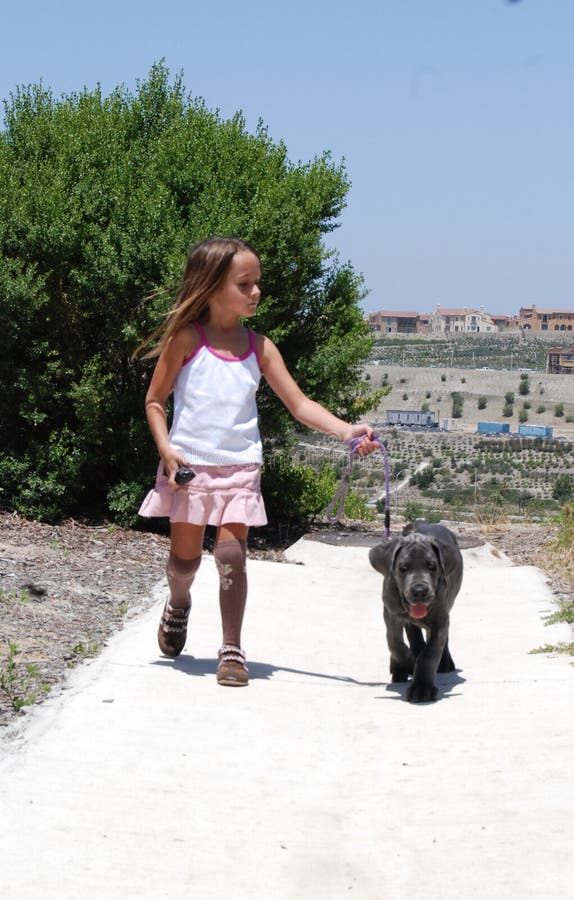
(181, 323, 260, 368)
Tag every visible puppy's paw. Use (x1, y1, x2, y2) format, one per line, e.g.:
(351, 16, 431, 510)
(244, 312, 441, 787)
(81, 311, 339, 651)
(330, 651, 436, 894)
(391, 669, 412, 683)
(406, 680, 439, 703)
(437, 653, 456, 673)
(390, 657, 414, 683)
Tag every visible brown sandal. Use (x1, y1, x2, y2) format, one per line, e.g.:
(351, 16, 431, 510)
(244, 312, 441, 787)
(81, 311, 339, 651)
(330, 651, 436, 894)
(157, 600, 190, 658)
(217, 645, 249, 686)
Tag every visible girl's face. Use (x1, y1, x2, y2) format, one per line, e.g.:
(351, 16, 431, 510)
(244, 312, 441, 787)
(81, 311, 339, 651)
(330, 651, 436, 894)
(209, 250, 261, 320)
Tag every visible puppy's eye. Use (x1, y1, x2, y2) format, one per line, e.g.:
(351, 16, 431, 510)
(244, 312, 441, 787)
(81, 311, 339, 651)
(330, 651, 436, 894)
(426, 561, 437, 571)
(398, 563, 409, 573)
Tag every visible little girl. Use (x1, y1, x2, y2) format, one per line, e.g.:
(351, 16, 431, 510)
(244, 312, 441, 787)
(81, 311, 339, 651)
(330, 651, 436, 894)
(136, 237, 378, 686)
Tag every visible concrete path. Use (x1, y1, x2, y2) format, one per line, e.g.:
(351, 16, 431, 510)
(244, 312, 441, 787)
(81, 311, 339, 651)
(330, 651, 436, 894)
(0, 536, 573, 900)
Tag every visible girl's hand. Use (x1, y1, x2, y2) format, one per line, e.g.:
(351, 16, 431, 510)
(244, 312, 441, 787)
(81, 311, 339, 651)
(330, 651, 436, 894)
(342, 424, 380, 457)
(162, 449, 192, 488)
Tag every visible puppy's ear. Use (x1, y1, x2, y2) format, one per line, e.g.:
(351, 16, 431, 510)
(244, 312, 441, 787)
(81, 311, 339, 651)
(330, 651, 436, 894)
(429, 539, 446, 580)
(369, 539, 402, 577)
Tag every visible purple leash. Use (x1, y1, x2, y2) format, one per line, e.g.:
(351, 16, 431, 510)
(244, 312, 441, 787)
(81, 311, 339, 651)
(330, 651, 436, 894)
(325, 433, 391, 538)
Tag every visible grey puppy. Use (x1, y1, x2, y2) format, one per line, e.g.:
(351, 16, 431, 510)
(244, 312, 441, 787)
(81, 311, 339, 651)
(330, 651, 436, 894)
(369, 521, 463, 702)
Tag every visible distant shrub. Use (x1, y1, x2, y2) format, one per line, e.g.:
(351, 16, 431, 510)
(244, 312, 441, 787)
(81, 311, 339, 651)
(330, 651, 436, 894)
(404, 501, 425, 522)
(518, 374, 530, 395)
(555, 402, 565, 418)
(505, 392, 515, 404)
(410, 467, 435, 489)
(518, 409, 529, 423)
(502, 402, 514, 417)
(451, 391, 464, 418)
(478, 396, 487, 410)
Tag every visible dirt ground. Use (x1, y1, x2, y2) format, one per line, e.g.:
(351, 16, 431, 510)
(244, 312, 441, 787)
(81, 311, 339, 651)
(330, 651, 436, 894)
(0, 511, 563, 729)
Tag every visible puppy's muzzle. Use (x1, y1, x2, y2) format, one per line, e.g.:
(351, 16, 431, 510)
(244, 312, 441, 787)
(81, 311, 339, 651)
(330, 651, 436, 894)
(405, 583, 432, 620)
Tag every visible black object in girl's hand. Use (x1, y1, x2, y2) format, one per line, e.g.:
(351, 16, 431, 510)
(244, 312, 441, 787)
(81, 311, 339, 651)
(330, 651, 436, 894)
(174, 467, 196, 484)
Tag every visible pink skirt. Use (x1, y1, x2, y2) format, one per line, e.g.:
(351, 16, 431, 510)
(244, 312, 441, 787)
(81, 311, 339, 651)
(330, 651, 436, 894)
(138, 463, 267, 527)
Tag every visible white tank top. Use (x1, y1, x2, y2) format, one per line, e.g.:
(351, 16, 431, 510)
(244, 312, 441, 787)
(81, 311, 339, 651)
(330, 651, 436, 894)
(168, 323, 263, 465)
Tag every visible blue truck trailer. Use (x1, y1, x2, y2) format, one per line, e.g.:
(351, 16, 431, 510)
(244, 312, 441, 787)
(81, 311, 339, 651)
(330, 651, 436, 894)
(518, 424, 554, 439)
(477, 422, 510, 435)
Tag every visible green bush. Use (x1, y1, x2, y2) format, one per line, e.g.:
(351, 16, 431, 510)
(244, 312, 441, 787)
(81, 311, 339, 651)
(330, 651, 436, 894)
(554, 403, 565, 418)
(0, 64, 377, 524)
(107, 482, 145, 528)
(261, 454, 372, 524)
(552, 475, 573, 503)
(478, 396, 487, 410)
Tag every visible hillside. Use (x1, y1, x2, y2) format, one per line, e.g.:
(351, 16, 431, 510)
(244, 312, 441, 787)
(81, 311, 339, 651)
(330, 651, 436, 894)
(367, 364, 574, 437)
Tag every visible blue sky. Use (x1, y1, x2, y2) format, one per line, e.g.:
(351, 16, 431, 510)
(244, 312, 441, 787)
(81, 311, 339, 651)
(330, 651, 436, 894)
(1, 0, 573, 316)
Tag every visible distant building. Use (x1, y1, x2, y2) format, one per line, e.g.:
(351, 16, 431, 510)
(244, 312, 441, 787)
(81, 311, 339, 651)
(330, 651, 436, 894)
(517, 305, 574, 332)
(367, 310, 420, 335)
(546, 345, 574, 374)
(386, 409, 437, 427)
(418, 313, 430, 334)
(429, 307, 496, 335)
(489, 313, 511, 331)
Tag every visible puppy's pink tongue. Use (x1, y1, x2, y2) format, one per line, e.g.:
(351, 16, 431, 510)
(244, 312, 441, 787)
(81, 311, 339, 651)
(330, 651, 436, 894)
(410, 603, 428, 619)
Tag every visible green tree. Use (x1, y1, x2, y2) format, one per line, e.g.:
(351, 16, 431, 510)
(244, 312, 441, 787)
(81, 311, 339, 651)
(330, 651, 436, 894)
(0, 64, 379, 523)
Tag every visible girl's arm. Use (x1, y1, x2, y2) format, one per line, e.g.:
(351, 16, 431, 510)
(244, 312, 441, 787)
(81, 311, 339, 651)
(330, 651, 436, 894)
(144, 326, 198, 482)
(258, 335, 378, 454)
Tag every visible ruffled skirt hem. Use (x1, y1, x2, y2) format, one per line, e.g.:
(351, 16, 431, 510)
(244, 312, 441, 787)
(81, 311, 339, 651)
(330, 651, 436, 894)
(138, 463, 267, 527)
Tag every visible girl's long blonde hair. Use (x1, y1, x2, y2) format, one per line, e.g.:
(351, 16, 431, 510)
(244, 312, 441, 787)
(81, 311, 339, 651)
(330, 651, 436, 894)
(134, 236, 260, 359)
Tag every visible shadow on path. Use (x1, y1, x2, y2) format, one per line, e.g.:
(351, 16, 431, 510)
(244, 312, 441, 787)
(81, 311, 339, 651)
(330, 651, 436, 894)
(152, 655, 466, 696)
(152, 655, 385, 687)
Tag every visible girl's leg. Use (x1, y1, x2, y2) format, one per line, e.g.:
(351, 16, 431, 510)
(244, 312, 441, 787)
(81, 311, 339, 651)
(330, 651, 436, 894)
(158, 523, 205, 658)
(213, 523, 249, 685)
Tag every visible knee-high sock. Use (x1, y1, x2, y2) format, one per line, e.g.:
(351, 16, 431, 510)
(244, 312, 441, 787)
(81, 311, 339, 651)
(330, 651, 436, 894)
(213, 538, 247, 648)
(166, 552, 201, 609)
